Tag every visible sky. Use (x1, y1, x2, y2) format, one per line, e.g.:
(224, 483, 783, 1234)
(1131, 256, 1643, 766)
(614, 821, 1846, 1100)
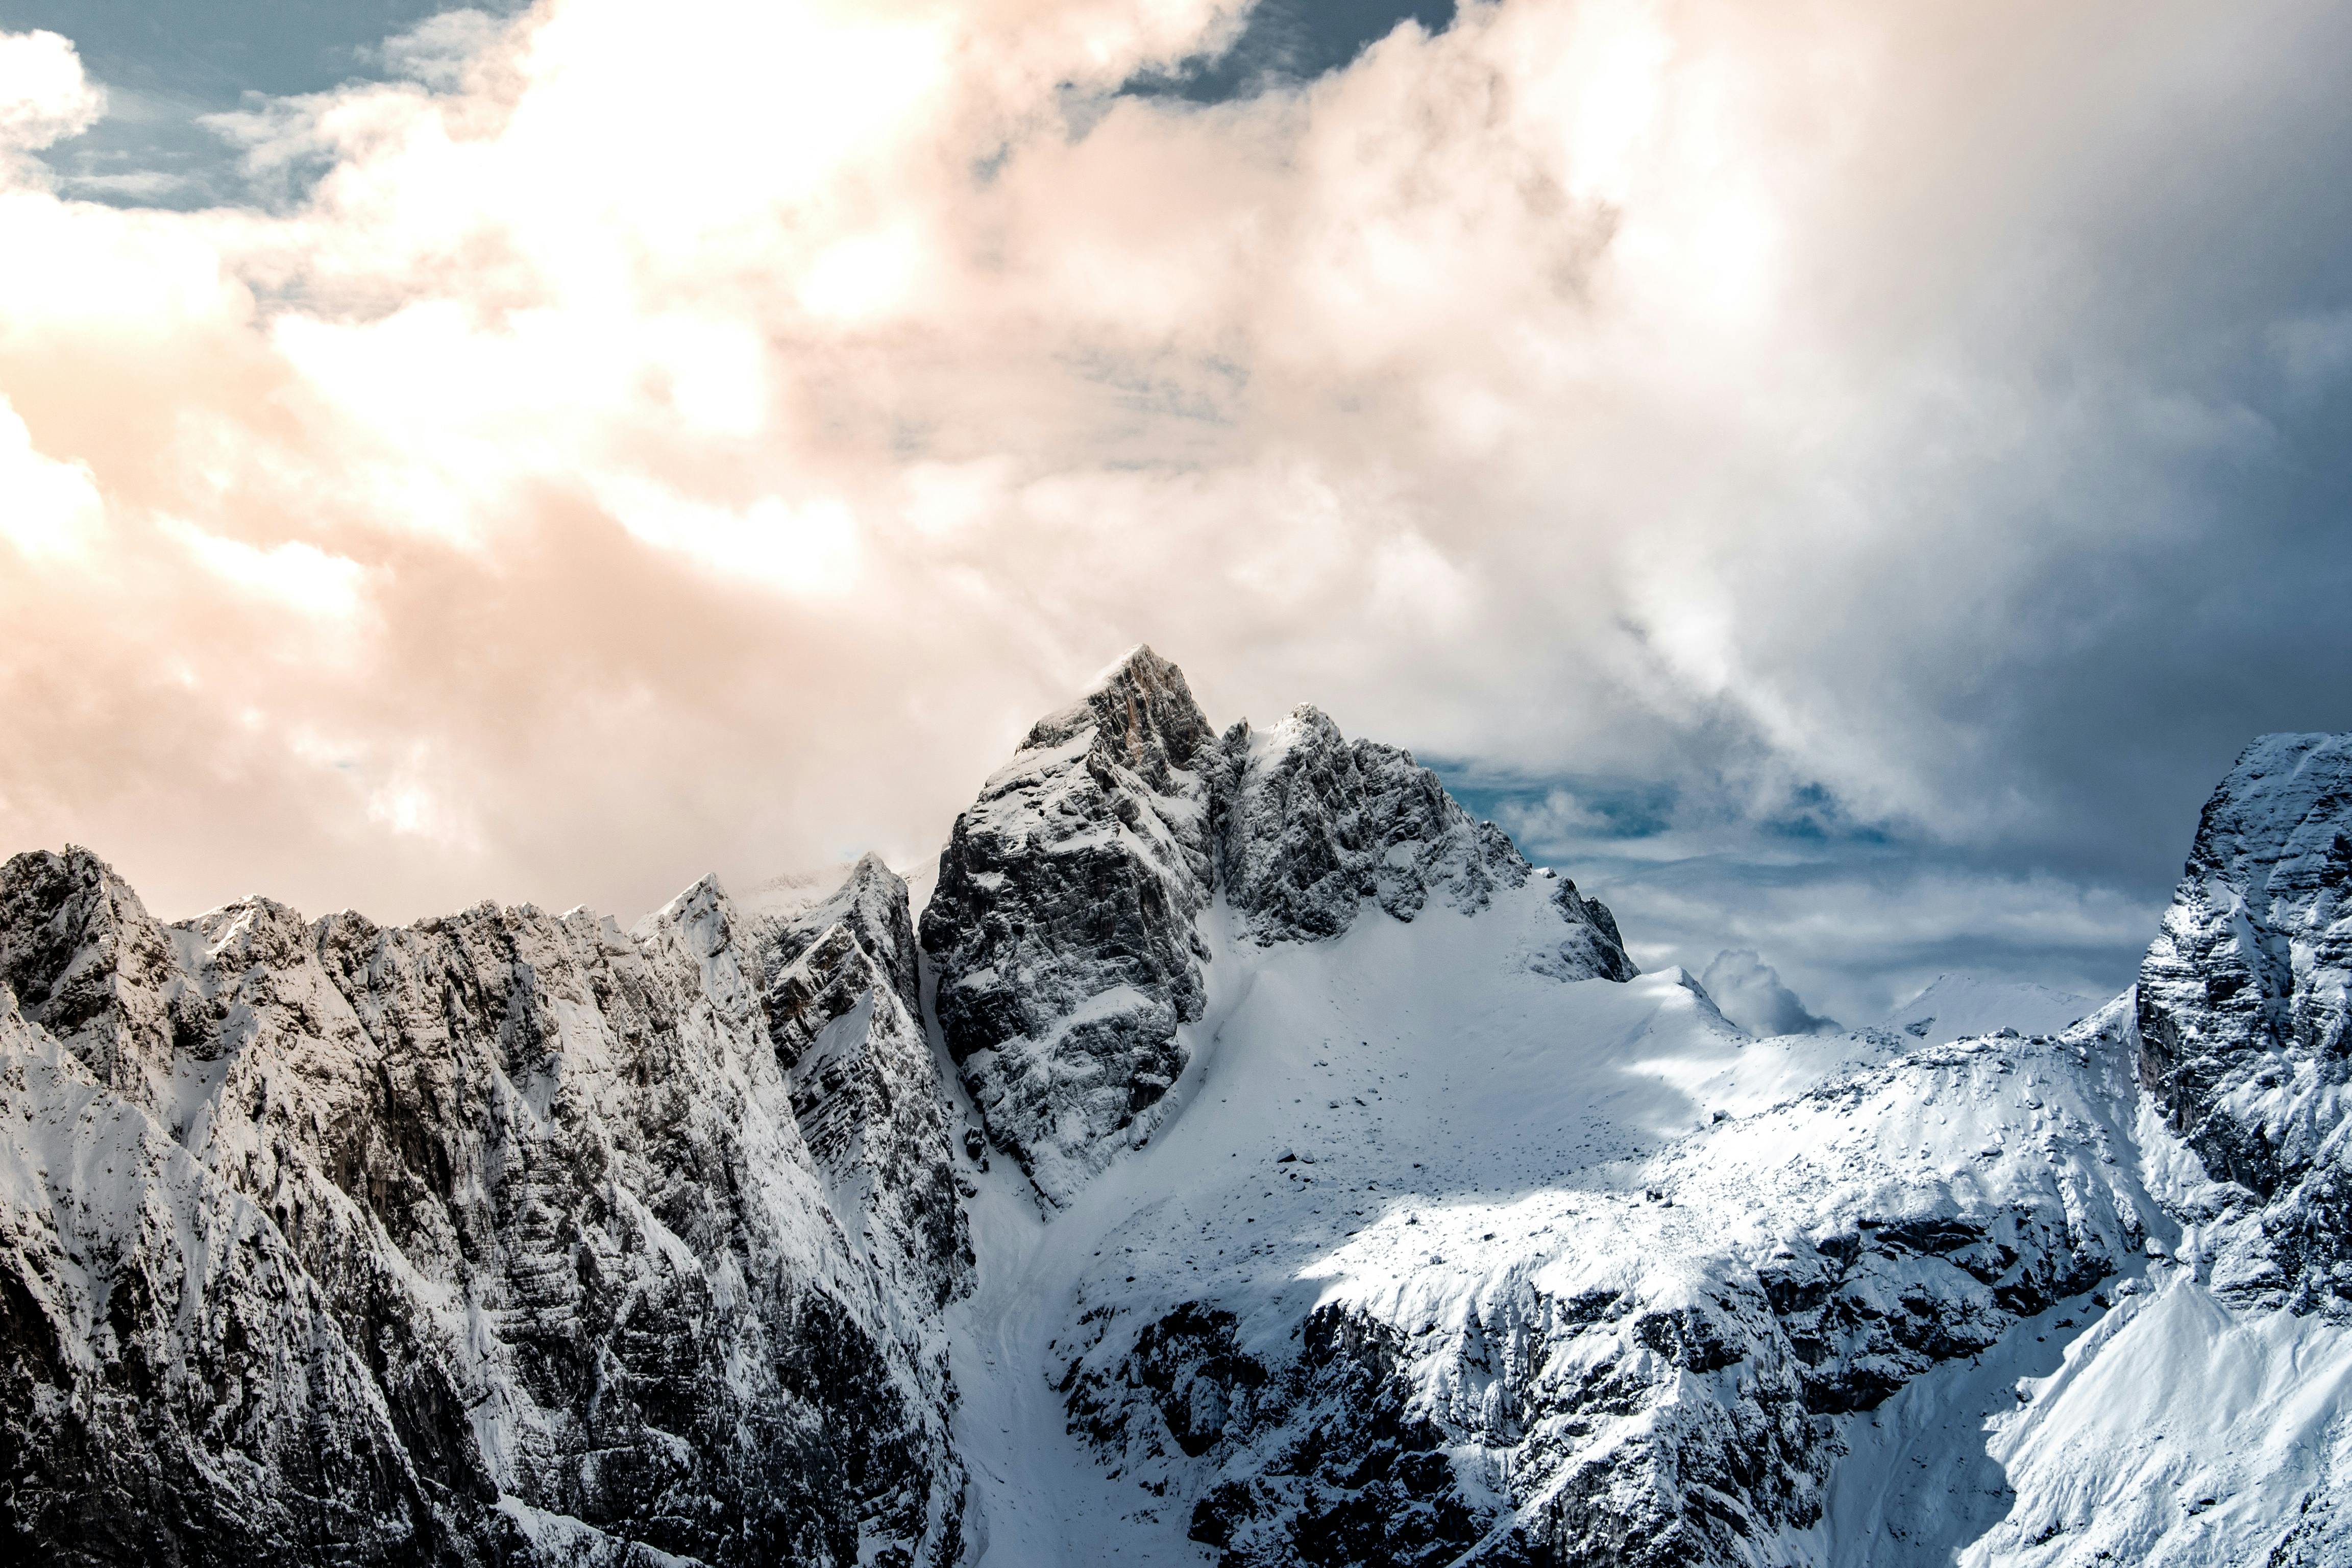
(0, 0, 2347, 1027)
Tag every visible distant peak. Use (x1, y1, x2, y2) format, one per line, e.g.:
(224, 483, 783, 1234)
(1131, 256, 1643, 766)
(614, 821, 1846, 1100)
(1021, 646, 1214, 767)
(2, 844, 153, 924)
(645, 871, 730, 928)
(1089, 643, 1174, 691)
(1273, 703, 1342, 740)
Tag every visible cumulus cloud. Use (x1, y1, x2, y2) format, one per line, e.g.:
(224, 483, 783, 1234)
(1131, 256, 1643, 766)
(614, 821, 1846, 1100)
(0, 30, 101, 155)
(0, 0, 2346, 969)
(0, 395, 102, 556)
(1697, 949, 1839, 1039)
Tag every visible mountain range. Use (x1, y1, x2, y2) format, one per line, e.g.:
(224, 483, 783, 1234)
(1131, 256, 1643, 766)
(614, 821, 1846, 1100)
(2, 647, 2346, 1566)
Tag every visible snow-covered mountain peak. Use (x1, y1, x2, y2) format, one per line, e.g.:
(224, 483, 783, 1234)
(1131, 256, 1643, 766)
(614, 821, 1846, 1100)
(2137, 729, 2352, 1308)
(1872, 972, 2098, 1047)
(923, 653, 1632, 1209)
(1242, 700, 1345, 752)
(1018, 642, 1216, 775)
(922, 655, 1220, 1207)
(0, 844, 186, 1114)
(754, 851, 922, 1013)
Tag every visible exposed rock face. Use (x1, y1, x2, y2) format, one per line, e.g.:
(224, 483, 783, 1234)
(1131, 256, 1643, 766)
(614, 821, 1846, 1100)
(1538, 874, 1637, 986)
(758, 851, 925, 1019)
(1212, 704, 1530, 941)
(2137, 731, 2352, 1306)
(0, 848, 966, 1567)
(921, 648, 1220, 1206)
(922, 649, 1633, 1206)
(1064, 1011, 2155, 1568)
(750, 854, 973, 1315)
(0, 848, 185, 1115)
(1211, 706, 1630, 989)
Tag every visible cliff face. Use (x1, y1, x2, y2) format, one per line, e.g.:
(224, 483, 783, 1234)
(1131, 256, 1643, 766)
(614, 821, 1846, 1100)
(921, 647, 1633, 1207)
(2137, 731, 2352, 1306)
(0, 849, 967, 1567)
(13, 666, 2350, 1568)
(920, 647, 1221, 1207)
(752, 853, 974, 1318)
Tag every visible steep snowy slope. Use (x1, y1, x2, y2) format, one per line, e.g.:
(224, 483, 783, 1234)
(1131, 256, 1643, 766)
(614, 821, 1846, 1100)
(924, 677, 2352, 1567)
(1871, 976, 2097, 1048)
(0, 850, 967, 1566)
(947, 920, 2158, 1566)
(10, 651, 2352, 1568)
(921, 648, 1634, 1210)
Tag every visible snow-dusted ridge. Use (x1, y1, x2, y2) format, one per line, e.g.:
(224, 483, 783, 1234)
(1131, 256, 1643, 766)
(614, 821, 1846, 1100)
(3, 659, 2349, 1567)
(1871, 975, 2098, 1049)
(921, 647, 1634, 1210)
(0, 848, 969, 1565)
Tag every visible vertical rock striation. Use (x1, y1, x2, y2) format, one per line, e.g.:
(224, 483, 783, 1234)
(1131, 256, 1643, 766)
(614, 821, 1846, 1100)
(751, 854, 974, 1317)
(0, 847, 968, 1567)
(922, 649, 1635, 1207)
(2137, 731, 2352, 1305)
(921, 648, 1220, 1206)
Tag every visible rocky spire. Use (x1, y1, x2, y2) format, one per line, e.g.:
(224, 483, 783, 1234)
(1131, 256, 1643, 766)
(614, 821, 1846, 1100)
(921, 647, 1219, 1206)
(922, 651, 1635, 1208)
(0, 845, 185, 1114)
(2138, 730, 2352, 1303)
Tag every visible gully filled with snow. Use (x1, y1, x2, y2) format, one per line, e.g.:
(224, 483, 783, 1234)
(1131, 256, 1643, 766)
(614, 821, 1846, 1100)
(3, 651, 2349, 1565)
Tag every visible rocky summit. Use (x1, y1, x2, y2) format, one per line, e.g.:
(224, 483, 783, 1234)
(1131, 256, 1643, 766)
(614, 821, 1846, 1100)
(0, 852, 967, 1568)
(922, 648, 1635, 1206)
(2136, 733, 2352, 1305)
(3, 653, 2350, 1566)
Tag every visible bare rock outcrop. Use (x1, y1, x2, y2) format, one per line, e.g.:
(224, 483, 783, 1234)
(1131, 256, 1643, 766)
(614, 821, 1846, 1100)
(921, 650, 1633, 1208)
(2137, 731, 2352, 1305)
(0, 848, 968, 1567)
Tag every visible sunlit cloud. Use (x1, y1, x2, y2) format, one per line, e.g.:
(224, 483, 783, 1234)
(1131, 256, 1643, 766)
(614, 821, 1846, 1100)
(0, 0, 2344, 994)
(161, 516, 370, 620)
(0, 29, 101, 157)
(0, 395, 102, 557)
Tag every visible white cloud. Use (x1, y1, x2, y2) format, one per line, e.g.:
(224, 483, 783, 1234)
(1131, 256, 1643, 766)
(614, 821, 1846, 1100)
(0, 30, 102, 156)
(589, 478, 860, 596)
(0, 396, 103, 558)
(0, 0, 2342, 972)
(161, 517, 369, 620)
